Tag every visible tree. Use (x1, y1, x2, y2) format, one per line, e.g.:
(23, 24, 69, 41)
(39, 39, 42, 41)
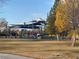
(55, 0, 70, 32)
(67, 0, 79, 46)
(0, 18, 8, 32)
(46, 7, 56, 35)
(46, 0, 59, 39)
(0, 18, 8, 26)
(55, 0, 79, 46)
(0, 0, 9, 27)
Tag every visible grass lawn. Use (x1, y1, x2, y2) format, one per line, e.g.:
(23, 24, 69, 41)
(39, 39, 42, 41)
(0, 39, 79, 59)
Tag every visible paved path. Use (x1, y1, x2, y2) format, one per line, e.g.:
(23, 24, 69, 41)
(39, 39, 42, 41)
(0, 53, 34, 59)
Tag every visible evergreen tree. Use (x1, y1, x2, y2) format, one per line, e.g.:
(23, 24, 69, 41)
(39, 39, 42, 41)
(46, 0, 59, 35)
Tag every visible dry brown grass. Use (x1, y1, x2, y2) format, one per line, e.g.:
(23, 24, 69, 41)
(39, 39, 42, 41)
(0, 39, 79, 59)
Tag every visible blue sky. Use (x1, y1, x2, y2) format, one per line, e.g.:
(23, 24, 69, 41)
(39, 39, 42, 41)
(0, 0, 55, 24)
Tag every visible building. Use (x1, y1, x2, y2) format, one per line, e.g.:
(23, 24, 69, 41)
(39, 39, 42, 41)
(10, 18, 46, 32)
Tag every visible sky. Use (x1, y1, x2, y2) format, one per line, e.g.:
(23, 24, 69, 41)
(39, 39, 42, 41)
(0, 0, 55, 24)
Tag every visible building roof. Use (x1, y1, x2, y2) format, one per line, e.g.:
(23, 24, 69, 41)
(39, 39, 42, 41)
(10, 20, 46, 29)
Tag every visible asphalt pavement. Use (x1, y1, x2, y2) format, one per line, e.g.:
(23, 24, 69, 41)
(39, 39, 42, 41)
(0, 53, 34, 59)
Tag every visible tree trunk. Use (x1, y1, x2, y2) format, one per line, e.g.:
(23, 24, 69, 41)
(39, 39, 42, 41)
(56, 34, 59, 40)
(50, 34, 52, 40)
(71, 31, 76, 46)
